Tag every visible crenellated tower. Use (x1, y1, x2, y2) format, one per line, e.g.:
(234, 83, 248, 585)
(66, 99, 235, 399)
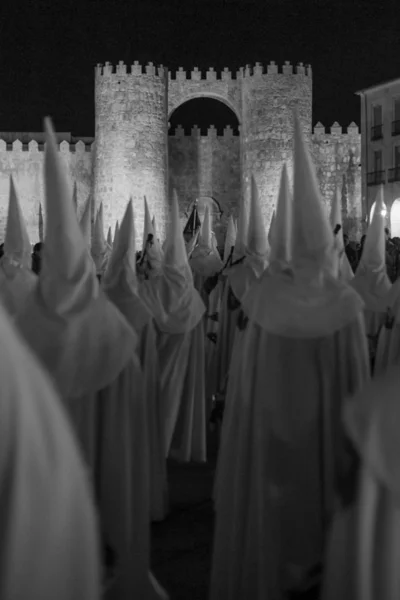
(240, 61, 312, 230)
(94, 61, 169, 242)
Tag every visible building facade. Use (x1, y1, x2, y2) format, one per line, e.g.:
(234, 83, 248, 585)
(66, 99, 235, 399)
(357, 77, 400, 235)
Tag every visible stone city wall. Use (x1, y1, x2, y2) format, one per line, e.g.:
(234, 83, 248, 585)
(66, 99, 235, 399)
(0, 122, 361, 243)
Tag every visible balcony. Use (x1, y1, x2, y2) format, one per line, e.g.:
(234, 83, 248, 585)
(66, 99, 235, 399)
(367, 170, 386, 186)
(388, 167, 400, 183)
(371, 124, 383, 141)
(392, 121, 400, 136)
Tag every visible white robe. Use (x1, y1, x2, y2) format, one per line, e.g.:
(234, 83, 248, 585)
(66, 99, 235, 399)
(323, 367, 400, 600)
(210, 313, 369, 599)
(0, 304, 100, 600)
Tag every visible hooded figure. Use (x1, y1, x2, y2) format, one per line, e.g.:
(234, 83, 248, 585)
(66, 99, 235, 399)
(329, 186, 354, 283)
(91, 203, 111, 279)
(0, 176, 37, 318)
(210, 113, 369, 600)
(351, 187, 391, 340)
(14, 119, 166, 598)
(214, 177, 269, 397)
(139, 190, 207, 463)
(223, 216, 237, 266)
(141, 197, 163, 276)
(0, 300, 100, 600)
(152, 214, 163, 256)
(79, 195, 92, 250)
(190, 205, 224, 414)
(103, 200, 168, 522)
(107, 226, 113, 247)
(323, 366, 400, 600)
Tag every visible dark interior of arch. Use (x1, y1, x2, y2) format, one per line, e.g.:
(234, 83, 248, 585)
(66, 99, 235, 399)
(168, 98, 239, 136)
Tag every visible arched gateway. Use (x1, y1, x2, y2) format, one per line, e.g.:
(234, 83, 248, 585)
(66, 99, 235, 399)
(93, 60, 312, 247)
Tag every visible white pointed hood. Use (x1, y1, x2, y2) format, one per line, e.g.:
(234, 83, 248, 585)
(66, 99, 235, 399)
(190, 205, 223, 277)
(142, 196, 155, 250)
(91, 203, 111, 275)
(292, 113, 335, 277)
(16, 117, 136, 400)
(103, 200, 153, 333)
(107, 226, 113, 247)
(268, 211, 276, 248)
(114, 221, 120, 246)
(4, 176, 32, 270)
(268, 164, 292, 271)
(330, 186, 354, 282)
(223, 216, 236, 264)
(186, 230, 199, 259)
(139, 189, 205, 334)
(233, 197, 248, 261)
(228, 176, 269, 303)
(79, 195, 92, 249)
(242, 113, 364, 337)
(0, 177, 37, 319)
(351, 187, 391, 311)
(38, 203, 44, 243)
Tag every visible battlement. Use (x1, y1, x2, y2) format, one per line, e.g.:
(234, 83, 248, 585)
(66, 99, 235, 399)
(169, 124, 239, 138)
(312, 121, 360, 137)
(168, 61, 312, 82)
(95, 61, 312, 81)
(0, 139, 94, 153)
(95, 60, 166, 78)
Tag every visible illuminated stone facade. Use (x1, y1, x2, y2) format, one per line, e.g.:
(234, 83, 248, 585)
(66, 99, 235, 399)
(0, 60, 362, 244)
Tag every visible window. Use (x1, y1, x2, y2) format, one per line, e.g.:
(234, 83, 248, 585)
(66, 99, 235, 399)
(373, 104, 383, 126)
(374, 150, 383, 172)
(394, 98, 400, 121)
(371, 104, 383, 140)
(392, 98, 400, 135)
(395, 145, 400, 168)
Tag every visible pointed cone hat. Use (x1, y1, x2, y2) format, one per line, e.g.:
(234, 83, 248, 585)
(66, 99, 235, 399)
(198, 205, 212, 249)
(79, 195, 92, 249)
(269, 164, 292, 266)
(38, 203, 44, 243)
(224, 215, 237, 261)
(151, 214, 163, 256)
(292, 111, 334, 272)
(268, 211, 276, 248)
(142, 196, 155, 251)
(358, 187, 386, 272)
(4, 176, 32, 269)
(107, 226, 113, 247)
(247, 175, 269, 257)
(114, 221, 120, 247)
(91, 203, 110, 274)
(103, 200, 137, 293)
(233, 197, 248, 259)
(15, 117, 136, 400)
(72, 181, 78, 214)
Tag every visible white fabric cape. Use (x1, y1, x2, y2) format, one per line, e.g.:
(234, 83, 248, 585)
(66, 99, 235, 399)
(0, 259, 37, 319)
(139, 268, 207, 462)
(210, 311, 369, 599)
(105, 280, 168, 522)
(323, 366, 400, 600)
(0, 303, 100, 600)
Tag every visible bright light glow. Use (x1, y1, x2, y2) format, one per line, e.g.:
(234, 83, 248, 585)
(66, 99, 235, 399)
(370, 201, 387, 223)
(390, 199, 400, 237)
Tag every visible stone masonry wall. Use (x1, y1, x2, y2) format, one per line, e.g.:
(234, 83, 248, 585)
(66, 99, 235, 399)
(0, 139, 92, 243)
(0, 122, 361, 244)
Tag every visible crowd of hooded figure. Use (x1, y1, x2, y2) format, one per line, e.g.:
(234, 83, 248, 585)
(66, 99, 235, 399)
(0, 111, 399, 600)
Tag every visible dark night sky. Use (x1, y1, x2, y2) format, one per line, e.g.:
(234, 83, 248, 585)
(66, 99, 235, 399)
(1, 0, 399, 136)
